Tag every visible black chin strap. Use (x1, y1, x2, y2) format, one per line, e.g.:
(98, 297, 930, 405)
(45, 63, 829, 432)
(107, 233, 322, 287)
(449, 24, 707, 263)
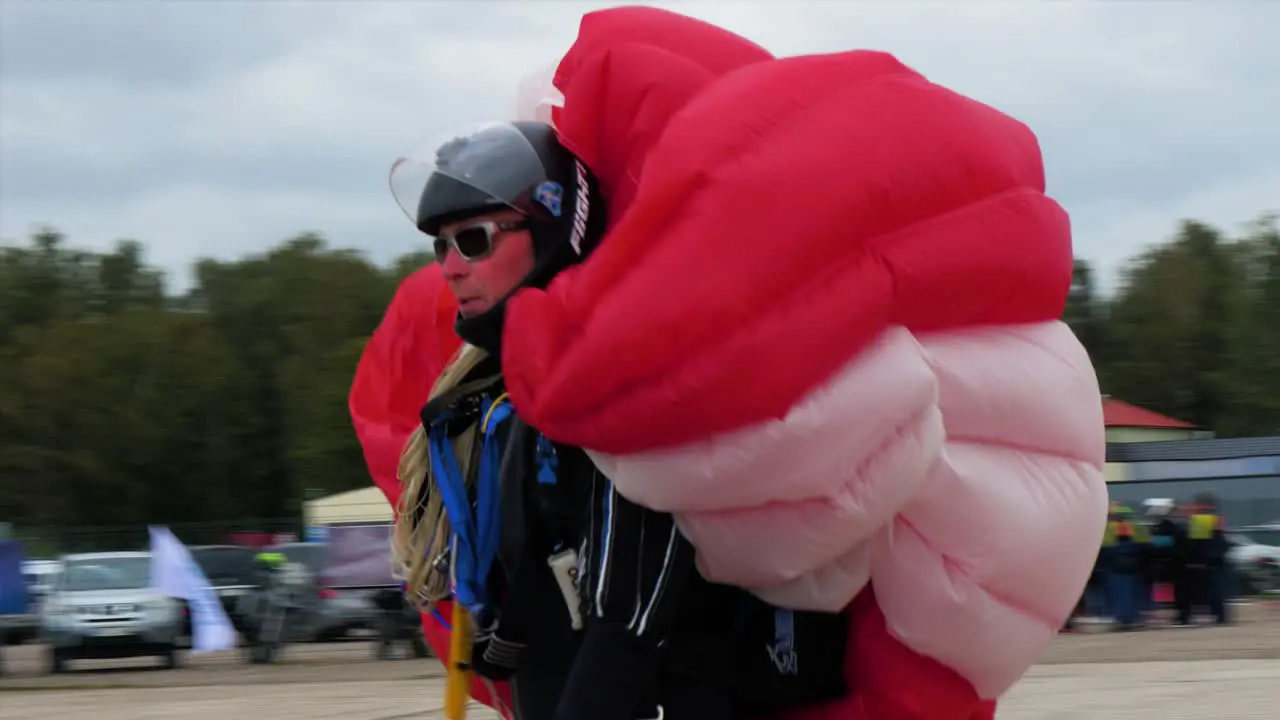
(452, 242, 578, 356)
(454, 301, 508, 357)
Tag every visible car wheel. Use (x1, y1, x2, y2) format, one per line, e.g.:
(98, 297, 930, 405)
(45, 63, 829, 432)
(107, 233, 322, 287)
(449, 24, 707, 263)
(162, 644, 182, 670)
(48, 648, 68, 674)
(249, 641, 277, 664)
(1256, 558, 1280, 595)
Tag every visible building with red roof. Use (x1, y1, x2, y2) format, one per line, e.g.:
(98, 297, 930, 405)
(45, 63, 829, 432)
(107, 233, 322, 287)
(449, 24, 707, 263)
(1103, 396, 1207, 445)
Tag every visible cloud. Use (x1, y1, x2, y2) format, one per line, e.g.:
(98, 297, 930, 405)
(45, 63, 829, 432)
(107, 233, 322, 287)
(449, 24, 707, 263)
(1, 0, 1276, 293)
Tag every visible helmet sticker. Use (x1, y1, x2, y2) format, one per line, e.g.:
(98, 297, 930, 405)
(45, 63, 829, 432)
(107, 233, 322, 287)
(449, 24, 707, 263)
(534, 181, 564, 217)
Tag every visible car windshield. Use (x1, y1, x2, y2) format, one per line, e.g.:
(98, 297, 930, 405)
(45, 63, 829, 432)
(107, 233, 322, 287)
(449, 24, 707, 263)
(269, 543, 327, 574)
(192, 547, 257, 585)
(62, 557, 150, 591)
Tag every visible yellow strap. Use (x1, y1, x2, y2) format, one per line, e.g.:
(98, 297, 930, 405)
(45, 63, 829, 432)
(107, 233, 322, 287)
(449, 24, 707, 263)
(444, 602, 473, 719)
(482, 392, 511, 434)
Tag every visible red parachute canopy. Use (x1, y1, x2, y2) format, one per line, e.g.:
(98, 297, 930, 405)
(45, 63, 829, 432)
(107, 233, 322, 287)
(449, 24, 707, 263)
(349, 263, 462, 506)
(550, 6, 773, 226)
(496, 7, 1068, 720)
(351, 7, 1047, 718)
(504, 41, 1071, 456)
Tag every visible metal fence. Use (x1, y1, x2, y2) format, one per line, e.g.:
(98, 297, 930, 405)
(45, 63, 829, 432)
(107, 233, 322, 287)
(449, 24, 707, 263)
(11, 518, 303, 557)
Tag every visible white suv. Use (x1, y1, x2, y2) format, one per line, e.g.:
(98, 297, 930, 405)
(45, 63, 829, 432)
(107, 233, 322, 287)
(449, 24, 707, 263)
(1225, 532, 1280, 596)
(40, 551, 184, 673)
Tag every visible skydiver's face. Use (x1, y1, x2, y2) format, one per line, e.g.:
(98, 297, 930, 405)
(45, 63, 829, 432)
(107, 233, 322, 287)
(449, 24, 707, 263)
(437, 209, 536, 317)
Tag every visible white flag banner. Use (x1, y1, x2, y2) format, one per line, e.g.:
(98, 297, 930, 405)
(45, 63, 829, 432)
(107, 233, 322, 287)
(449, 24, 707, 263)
(148, 525, 237, 653)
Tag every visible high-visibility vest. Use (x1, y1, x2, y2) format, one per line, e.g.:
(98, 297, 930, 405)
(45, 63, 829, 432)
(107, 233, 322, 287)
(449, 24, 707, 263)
(1189, 513, 1220, 541)
(1131, 522, 1151, 543)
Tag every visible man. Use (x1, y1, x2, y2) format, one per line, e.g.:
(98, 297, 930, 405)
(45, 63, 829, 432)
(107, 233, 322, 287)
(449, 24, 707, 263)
(1105, 515, 1146, 631)
(1097, 502, 1130, 624)
(388, 121, 756, 720)
(372, 586, 430, 660)
(374, 117, 851, 720)
(1182, 493, 1231, 625)
(241, 548, 313, 663)
(251, 549, 287, 584)
(1145, 499, 1184, 623)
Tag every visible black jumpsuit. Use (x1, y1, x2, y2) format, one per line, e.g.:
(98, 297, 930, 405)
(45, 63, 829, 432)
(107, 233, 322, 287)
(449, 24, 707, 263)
(466, 402, 738, 720)
(421, 349, 853, 719)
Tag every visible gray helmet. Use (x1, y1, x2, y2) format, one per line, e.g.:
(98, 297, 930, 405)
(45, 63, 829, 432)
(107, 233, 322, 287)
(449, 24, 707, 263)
(388, 120, 608, 353)
(392, 121, 576, 237)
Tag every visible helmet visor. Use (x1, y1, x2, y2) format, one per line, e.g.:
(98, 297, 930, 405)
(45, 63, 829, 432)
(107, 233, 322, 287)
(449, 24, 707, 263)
(389, 121, 565, 235)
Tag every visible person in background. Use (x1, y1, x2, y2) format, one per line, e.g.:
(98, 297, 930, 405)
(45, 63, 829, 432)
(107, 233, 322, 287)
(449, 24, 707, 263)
(391, 122, 758, 720)
(251, 549, 287, 583)
(372, 586, 430, 660)
(1182, 493, 1232, 626)
(1097, 503, 1120, 618)
(1145, 499, 1184, 624)
(1169, 501, 1196, 626)
(1086, 527, 1111, 623)
(1106, 508, 1146, 631)
(1129, 505, 1152, 619)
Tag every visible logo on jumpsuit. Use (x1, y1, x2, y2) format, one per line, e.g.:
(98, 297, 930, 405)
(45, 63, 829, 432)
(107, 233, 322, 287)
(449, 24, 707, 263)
(766, 608, 799, 675)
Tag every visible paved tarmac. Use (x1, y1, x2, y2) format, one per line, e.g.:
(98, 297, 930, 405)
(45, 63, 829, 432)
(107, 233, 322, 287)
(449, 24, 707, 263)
(3, 606, 1279, 719)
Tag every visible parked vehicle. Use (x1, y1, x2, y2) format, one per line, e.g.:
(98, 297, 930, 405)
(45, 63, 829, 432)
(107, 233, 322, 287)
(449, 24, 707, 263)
(188, 544, 258, 636)
(7, 559, 61, 645)
(1226, 530, 1280, 595)
(0, 540, 32, 657)
(40, 551, 184, 673)
(23, 559, 62, 599)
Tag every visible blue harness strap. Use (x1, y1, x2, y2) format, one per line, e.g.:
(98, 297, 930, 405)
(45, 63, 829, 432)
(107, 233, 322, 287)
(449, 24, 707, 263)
(426, 394, 515, 618)
(535, 435, 559, 486)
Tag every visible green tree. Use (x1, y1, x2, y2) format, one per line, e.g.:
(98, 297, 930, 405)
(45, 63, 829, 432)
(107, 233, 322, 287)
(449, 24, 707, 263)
(1219, 215, 1280, 435)
(4, 208, 1280, 535)
(1099, 214, 1280, 433)
(181, 233, 399, 517)
(0, 228, 408, 530)
(1062, 258, 1111, 373)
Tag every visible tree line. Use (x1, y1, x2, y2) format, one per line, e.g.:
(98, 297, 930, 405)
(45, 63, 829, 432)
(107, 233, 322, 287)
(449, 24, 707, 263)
(1, 212, 1277, 532)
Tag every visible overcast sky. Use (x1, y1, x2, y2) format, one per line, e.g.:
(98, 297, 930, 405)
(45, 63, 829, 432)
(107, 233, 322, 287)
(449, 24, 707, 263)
(1, 0, 1276, 293)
